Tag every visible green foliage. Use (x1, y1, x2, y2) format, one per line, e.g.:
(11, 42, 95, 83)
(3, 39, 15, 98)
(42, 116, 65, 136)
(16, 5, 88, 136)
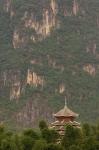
(46, 143, 64, 150)
(39, 121, 48, 131)
(41, 129, 59, 143)
(69, 145, 81, 150)
(23, 129, 39, 140)
(82, 123, 92, 137)
(82, 137, 97, 150)
(62, 125, 83, 148)
(0, 121, 99, 150)
(33, 139, 47, 150)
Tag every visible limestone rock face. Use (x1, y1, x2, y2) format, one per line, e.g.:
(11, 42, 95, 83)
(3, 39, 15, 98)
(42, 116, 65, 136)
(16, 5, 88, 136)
(58, 0, 79, 16)
(27, 69, 45, 88)
(0, 70, 22, 100)
(13, 0, 58, 48)
(86, 41, 97, 55)
(83, 64, 96, 76)
(59, 83, 65, 94)
(2, 0, 85, 49)
(3, 0, 81, 48)
(73, 0, 79, 16)
(15, 96, 52, 127)
(3, 0, 12, 12)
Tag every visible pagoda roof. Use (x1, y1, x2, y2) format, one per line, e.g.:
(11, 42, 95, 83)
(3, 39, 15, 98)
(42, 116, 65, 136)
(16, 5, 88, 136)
(53, 105, 79, 118)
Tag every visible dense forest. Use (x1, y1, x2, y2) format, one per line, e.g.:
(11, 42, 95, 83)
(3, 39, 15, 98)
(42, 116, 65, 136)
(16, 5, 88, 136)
(0, 121, 99, 150)
(0, 0, 99, 129)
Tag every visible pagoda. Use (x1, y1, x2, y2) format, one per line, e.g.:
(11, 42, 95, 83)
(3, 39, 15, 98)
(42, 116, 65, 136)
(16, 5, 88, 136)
(50, 99, 80, 136)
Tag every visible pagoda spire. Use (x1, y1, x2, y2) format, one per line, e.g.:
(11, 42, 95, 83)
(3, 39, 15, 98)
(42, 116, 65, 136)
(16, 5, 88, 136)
(53, 97, 79, 118)
(65, 96, 67, 107)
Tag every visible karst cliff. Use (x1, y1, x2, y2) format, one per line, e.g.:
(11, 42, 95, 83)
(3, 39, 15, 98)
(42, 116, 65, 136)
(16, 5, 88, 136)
(0, 0, 99, 129)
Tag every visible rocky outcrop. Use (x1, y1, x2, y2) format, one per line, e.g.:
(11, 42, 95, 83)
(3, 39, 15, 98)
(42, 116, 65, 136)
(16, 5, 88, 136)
(27, 69, 45, 88)
(83, 64, 96, 76)
(59, 0, 79, 16)
(86, 41, 97, 55)
(2, 0, 90, 50)
(59, 83, 65, 94)
(73, 0, 79, 16)
(7, 0, 80, 48)
(13, 0, 58, 48)
(0, 70, 22, 100)
(10, 81, 21, 101)
(47, 55, 64, 72)
(3, 0, 12, 12)
(96, 16, 99, 27)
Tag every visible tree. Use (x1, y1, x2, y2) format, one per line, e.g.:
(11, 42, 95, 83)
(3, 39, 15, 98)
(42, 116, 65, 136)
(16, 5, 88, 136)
(46, 144, 64, 150)
(69, 145, 81, 150)
(39, 120, 48, 131)
(33, 139, 47, 150)
(1, 138, 18, 150)
(82, 137, 97, 150)
(41, 129, 59, 143)
(21, 135, 34, 150)
(1, 139, 11, 150)
(82, 123, 92, 137)
(23, 129, 39, 140)
(11, 134, 23, 150)
(62, 125, 83, 149)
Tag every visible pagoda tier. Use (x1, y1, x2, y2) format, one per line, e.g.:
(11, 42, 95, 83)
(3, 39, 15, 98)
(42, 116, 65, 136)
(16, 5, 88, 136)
(50, 120, 81, 136)
(53, 105, 79, 122)
(50, 103, 80, 136)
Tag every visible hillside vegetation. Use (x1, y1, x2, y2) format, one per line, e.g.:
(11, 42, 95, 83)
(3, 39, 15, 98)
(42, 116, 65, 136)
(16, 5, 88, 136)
(0, 0, 99, 129)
